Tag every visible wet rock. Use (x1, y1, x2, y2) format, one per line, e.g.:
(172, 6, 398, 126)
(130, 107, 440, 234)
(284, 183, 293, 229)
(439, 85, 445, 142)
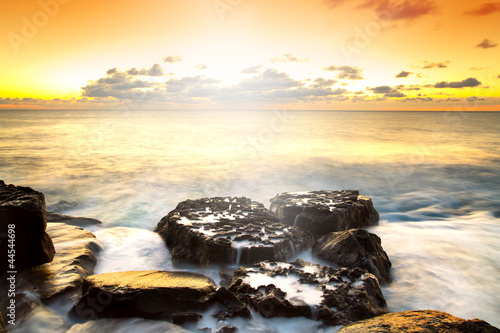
(46, 212, 102, 227)
(338, 310, 500, 332)
(155, 197, 313, 266)
(215, 326, 239, 333)
(269, 191, 379, 237)
(0, 312, 5, 333)
(19, 222, 102, 301)
(313, 229, 392, 284)
(66, 318, 191, 333)
(71, 270, 217, 320)
(172, 312, 203, 325)
(0, 180, 55, 270)
(228, 259, 388, 326)
(215, 287, 251, 318)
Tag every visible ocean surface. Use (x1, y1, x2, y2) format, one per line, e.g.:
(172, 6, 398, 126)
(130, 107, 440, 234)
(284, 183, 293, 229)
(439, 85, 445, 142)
(1, 110, 499, 332)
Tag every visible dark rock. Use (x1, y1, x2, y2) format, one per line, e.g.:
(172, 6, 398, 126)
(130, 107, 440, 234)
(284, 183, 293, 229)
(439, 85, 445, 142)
(313, 229, 392, 284)
(0, 180, 55, 271)
(338, 310, 500, 332)
(155, 197, 313, 266)
(172, 312, 203, 325)
(219, 267, 236, 287)
(215, 326, 239, 333)
(0, 312, 5, 333)
(19, 223, 102, 301)
(46, 212, 102, 227)
(66, 318, 191, 333)
(46, 200, 78, 212)
(215, 287, 251, 318)
(71, 270, 217, 320)
(228, 259, 388, 326)
(269, 190, 379, 237)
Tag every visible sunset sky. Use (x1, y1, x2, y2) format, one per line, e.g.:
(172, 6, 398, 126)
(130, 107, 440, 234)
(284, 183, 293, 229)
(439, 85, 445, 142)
(1, 0, 499, 110)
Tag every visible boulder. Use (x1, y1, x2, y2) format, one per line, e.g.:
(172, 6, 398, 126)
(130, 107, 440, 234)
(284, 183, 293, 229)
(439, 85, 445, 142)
(215, 287, 251, 318)
(66, 318, 191, 333)
(46, 212, 102, 227)
(313, 229, 392, 284)
(215, 326, 239, 333)
(71, 270, 217, 320)
(338, 310, 500, 332)
(0, 180, 55, 270)
(19, 222, 102, 301)
(269, 191, 379, 237)
(155, 197, 313, 266)
(228, 259, 388, 326)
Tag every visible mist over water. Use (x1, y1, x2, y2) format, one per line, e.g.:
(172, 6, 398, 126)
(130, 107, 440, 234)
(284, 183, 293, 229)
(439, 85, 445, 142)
(1, 110, 499, 329)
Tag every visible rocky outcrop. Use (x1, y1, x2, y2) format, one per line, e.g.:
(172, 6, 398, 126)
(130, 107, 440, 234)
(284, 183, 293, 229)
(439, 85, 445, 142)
(155, 197, 313, 266)
(228, 259, 388, 326)
(20, 222, 102, 301)
(0, 180, 55, 270)
(313, 229, 392, 284)
(46, 212, 102, 227)
(215, 326, 239, 333)
(269, 191, 379, 237)
(71, 271, 218, 320)
(66, 318, 191, 333)
(338, 310, 500, 332)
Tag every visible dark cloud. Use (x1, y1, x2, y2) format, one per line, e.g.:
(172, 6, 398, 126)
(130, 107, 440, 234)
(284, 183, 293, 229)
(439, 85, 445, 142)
(323, 65, 364, 80)
(310, 77, 338, 88)
(126, 64, 164, 77)
(106, 68, 118, 75)
(241, 65, 263, 74)
(434, 78, 481, 88)
(476, 39, 498, 49)
(395, 84, 421, 91)
(498, 75, 500, 78)
(368, 85, 406, 98)
(270, 53, 308, 63)
(395, 70, 412, 78)
(357, 0, 438, 21)
(195, 63, 208, 70)
(464, 2, 500, 16)
(422, 61, 449, 69)
(163, 55, 183, 63)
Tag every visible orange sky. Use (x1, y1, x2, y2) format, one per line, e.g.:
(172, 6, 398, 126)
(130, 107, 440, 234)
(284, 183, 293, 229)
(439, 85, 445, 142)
(0, 0, 499, 110)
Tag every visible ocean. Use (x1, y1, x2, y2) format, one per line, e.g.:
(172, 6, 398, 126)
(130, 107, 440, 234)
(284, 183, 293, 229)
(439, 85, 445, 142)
(1, 110, 499, 331)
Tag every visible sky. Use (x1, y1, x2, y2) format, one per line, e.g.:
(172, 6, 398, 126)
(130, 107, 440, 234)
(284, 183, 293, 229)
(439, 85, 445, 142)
(0, 0, 499, 111)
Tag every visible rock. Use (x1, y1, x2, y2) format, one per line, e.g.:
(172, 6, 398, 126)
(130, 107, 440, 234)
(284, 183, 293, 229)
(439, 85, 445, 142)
(0, 312, 5, 333)
(66, 318, 191, 333)
(228, 259, 388, 326)
(338, 310, 500, 333)
(155, 197, 313, 266)
(0, 180, 55, 270)
(172, 312, 203, 325)
(46, 212, 102, 227)
(313, 229, 392, 284)
(46, 200, 78, 212)
(215, 326, 239, 333)
(71, 270, 217, 320)
(215, 287, 251, 318)
(19, 223, 102, 301)
(269, 190, 379, 237)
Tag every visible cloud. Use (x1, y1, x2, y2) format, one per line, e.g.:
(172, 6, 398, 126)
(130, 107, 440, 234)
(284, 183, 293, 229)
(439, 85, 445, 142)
(195, 63, 208, 70)
(476, 39, 498, 49)
(237, 69, 303, 91)
(357, 0, 438, 21)
(368, 85, 405, 98)
(310, 77, 338, 88)
(163, 55, 183, 63)
(434, 77, 481, 88)
(498, 75, 500, 78)
(126, 64, 164, 76)
(323, 65, 364, 80)
(322, 0, 349, 8)
(422, 61, 449, 69)
(464, 2, 500, 16)
(395, 71, 412, 78)
(270, 53, 308, 63)
(241, 65, 263, 74)
(467, 96, 485, 102)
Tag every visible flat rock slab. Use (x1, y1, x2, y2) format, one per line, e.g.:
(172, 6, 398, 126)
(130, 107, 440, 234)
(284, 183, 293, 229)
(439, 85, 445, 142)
(71, 271, 217, 320)
(66, 318, 191, 333)
(155, 197, 313, 266)
(338, 310, 500, 333)
(0, 180, 55, 270)
(19, 222, 102, 301)
(313, 229, 392, 284)
(46, 212, 102, 227)
(228, 259, 388, 326)
(269, 190, 379, 237)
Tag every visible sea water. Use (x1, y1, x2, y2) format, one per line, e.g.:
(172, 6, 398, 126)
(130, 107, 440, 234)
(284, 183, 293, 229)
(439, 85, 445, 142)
(1, 110, 499, 331)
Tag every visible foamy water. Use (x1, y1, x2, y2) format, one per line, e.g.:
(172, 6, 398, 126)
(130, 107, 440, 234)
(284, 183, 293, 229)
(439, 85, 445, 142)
(1, 110, 499, 331)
